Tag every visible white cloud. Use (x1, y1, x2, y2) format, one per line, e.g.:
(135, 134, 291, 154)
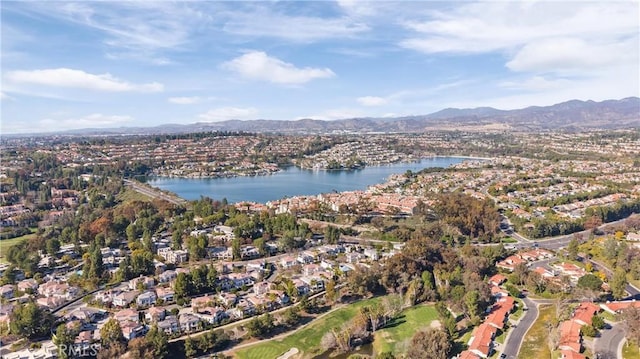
(400, 1, 639, 105)
(357, 96, 388, 106)
(223, 7, 368, 42)
(198, 107, 258, 122)
(506, 37, 635, 73)
(6, 68, 163, 92)
(38, 113, 133, 130)
(8, 2, 211, 61)
(222, 51, 335, 85)
(168, 96, 216, 105)
(401, 2, 638, 55)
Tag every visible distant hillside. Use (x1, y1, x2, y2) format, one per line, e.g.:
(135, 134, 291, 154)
(12, 97, 640, 137)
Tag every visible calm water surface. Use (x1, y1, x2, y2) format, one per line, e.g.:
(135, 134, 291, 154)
(148, 157, 469, 203)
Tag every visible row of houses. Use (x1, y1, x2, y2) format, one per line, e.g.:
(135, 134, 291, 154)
(557, 302, 601, 358)
(496, 248, 555, 271)
(458, 274, 517, 359)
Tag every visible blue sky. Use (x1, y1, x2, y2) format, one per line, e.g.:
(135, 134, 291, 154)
(1, 1, 638, 134)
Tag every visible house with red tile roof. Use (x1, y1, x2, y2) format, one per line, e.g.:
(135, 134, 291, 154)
(468, 323, 497, 358)
(571, 302, 600, 326)
(458, 350, 481, 359)
(496, 255, 526, 271)
(561, 350, 586, 359)
(552, 262, 587, 281)
(490, 285, 509, 298)
(560, 350, 587, 359)
(558, 320, 582, 353)
(489, 274, 507, 286)
(600, 299, 640, 314)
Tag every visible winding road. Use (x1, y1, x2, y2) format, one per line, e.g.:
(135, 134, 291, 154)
(501, 296, 538, 359)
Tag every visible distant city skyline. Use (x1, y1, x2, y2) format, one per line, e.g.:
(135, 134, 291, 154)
(1, 1, 638, 134)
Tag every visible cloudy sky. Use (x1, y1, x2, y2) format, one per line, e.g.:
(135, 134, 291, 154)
(1, 1, 638, 133)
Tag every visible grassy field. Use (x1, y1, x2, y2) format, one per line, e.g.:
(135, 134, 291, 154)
(0, 232, 35, 262)
(623, 342, 640, 359)
(116, 187, 154, 203)
(233, 297, 382, 359)
(519, 305, 554, 359)
(372, 304, 438, 354)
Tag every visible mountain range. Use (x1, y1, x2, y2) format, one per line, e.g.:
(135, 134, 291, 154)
(18, 97, 640, 136)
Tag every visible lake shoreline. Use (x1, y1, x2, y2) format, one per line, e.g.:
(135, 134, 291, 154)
(148, 157, 476, 204)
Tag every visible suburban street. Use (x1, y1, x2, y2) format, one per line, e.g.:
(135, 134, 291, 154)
(501, 296, 538, 359)
(594, 322, 626, 359)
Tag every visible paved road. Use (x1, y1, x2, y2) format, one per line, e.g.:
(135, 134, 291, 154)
(124, 179, 189, 207)
(502, 296, 538, 359)
(594, 322, 625, 359)
(588, 258, 640, 299)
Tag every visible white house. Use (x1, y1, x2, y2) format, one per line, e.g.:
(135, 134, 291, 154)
(178, 313, 201, 333)
(157, 315, 179, 335)
(136, 291, 157, 307)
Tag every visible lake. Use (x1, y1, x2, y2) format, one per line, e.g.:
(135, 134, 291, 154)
(147, 157, 470, 203)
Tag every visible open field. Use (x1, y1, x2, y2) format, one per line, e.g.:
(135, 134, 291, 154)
(624, 342, 640, 359)
(233, 297, 382, 359)
(116, 187, 155, 203)
(372, 304, 438, 354)
(0, 233, 34, 262)
(519, 305, 554, 359)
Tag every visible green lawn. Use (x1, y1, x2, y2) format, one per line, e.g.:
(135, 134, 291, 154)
(495, 329, 507, 345)
(501, 237, 518, 243)
(0, 233, 34, 262)
(116, 187, 154, 203)
(519, 305, 554, 359)
(511, 298, 525, 320)
(372, 304, 438, 354)
(234, 297, 382, 359)
(623, 342, 640, 359)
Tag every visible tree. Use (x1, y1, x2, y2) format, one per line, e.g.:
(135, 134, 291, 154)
(9, 301, 53, 339)
(325, 279, 337, 304)
(46, 238, 61, 256)
(464, 290, 481, 322)
(406, 328, 451, 359)
(577, 273, 603, 291)
(174, 272, 192, 300)
(592, 315, 605, 330)
(505, 283, 521, 298)
(324, 225, 340, 244)
(145, 324, 169, 358)
(567, 238, 579, 259)
(612, 268, 628, 300)
(245, 313, 274, 338)
(53, 323, 77, 359)
(231, 238, 241, 260)
(584, 215, 603, 232)
(281, 306, 300, 328)
(622, 306, 640, 347)
(581, 324, 597, 337)
(100, 318, 125, 349)
(184, 336, 197, 358)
